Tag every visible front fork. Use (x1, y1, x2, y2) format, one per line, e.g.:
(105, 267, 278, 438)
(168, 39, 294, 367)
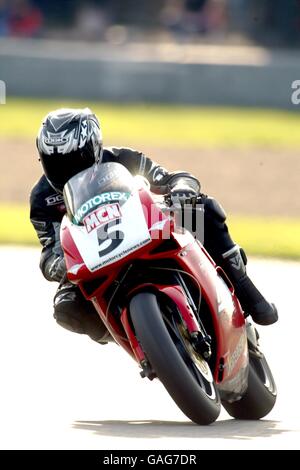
(175, 271, 212, 360)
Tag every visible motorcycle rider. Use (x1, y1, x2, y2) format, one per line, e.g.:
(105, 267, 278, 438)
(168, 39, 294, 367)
(30, 107, 278, 343)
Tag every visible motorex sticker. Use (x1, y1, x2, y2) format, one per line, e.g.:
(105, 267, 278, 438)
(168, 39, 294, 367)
(73, 191, 130, 224)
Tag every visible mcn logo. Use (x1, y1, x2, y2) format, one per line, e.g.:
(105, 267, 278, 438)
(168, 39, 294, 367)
(83, 203, 122, 233)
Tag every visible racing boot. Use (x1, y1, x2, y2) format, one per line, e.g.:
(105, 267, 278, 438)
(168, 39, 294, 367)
(221, 246, 278, 326)
(53, 282, 112, 343)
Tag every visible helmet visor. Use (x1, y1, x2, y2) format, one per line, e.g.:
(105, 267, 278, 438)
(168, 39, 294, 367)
(41, 149, 95, 193)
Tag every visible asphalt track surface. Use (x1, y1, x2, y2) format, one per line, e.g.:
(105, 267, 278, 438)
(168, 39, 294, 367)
(0, 247, 299, 450)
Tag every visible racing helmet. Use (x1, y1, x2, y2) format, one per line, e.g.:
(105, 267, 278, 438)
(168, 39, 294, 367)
(37, 107, 103, 193)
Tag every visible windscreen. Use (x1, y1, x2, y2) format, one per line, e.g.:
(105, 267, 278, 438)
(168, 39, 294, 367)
(63, 162, 134, 225)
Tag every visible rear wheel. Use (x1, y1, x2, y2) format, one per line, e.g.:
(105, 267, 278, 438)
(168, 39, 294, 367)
(130, 292, 221, 425)
(222, 349, 277, 420)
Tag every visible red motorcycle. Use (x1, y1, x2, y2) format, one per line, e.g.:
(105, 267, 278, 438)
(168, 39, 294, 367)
(61, 162, 276, 425)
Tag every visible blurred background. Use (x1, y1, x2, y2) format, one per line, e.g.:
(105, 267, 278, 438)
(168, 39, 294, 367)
(1, 0, 300, 46)
(0, 0, 299, 258)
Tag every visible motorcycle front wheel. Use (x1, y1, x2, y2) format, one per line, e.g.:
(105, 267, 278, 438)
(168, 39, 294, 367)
(130, 291, 221, 425)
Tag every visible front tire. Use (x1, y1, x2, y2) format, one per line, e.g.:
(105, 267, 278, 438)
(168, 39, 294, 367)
(130, 292, 221, 425)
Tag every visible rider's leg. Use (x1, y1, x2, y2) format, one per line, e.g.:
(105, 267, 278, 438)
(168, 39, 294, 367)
(201, 195, 278, 326)
(53, 282, 111, 343)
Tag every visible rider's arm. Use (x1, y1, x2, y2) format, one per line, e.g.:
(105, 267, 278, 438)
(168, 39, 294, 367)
(107, 147, 201, 195)
(29, 178, 66, 282)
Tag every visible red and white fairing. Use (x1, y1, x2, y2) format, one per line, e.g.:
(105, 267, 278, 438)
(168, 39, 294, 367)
(61, 163, 248, 400)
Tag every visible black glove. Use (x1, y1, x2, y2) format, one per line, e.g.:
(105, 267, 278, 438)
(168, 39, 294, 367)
(170, 185, 198, 208)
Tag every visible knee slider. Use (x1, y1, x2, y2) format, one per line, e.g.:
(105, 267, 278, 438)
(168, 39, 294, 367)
(204, 197, 227, 222)
(54, 309, 86, 335)
(83, 310, 109, 342)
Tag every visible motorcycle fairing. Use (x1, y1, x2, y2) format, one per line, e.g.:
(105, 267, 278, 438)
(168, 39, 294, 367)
(61, 163, 249, 400)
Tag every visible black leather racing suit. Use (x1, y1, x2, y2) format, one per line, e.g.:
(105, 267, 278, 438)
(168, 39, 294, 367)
(30, 147, 235, 341)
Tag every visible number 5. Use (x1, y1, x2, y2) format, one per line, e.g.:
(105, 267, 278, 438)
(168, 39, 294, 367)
(97, 219, 124, 257)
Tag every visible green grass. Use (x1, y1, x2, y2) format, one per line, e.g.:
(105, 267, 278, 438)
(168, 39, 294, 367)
(1, 97, 300, 148)
(1, 204, 299, 259)
(228, 216, 300, 260)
